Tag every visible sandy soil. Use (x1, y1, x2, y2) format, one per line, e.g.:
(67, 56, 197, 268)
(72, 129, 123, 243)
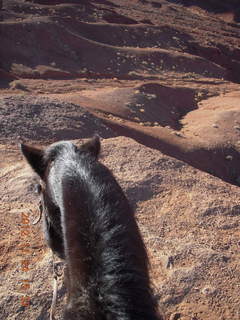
(1, 0, 240, 319)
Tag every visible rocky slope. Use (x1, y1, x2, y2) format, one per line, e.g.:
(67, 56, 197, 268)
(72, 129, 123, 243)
(1, 0, 240, 184)
(1, 0, 240, 319)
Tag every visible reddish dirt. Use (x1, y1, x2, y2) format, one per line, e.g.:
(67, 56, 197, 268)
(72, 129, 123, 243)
(1, 0, 240, 319)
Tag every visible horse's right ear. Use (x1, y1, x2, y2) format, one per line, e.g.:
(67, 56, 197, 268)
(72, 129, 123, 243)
(20, 143, 45, 179)
(80, 135, 101, 159)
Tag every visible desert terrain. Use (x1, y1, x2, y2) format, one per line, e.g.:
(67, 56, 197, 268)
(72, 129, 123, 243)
(0, 0, 240, 319)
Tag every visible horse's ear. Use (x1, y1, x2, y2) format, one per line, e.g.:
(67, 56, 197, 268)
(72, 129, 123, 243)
(80, 135, 101, 159)
(20, 143, 45, 178)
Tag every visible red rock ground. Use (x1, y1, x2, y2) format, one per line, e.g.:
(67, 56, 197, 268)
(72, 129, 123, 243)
(1, 1, 240, 319)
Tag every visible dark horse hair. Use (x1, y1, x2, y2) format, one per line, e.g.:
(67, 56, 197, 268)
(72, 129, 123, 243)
(21, 136, 162, 320)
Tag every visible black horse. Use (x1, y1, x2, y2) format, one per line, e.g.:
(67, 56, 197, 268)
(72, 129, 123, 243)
(21, 136, 162, 320)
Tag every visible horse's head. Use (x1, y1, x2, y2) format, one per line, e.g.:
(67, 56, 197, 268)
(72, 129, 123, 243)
(20, 135, 100, 179)
(20, 135, 101, 217)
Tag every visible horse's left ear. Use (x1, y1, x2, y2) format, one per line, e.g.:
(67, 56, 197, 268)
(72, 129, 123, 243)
(80, 135, 101, 159)
(20, 143, 46, 179)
